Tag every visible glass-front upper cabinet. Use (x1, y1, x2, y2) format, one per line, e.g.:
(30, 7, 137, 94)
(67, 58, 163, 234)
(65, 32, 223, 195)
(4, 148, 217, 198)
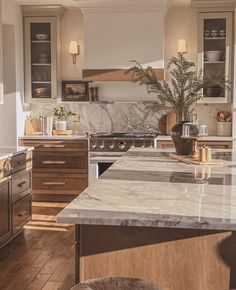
(23, 6, 65, 103)
(198, 12, 232, 103)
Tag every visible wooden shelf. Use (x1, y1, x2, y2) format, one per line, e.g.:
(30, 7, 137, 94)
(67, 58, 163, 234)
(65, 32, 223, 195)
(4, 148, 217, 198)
(204, 37, 226, 40)
(204, 61, 225, 64)
(32, 81, 51, 84)
(82, 68, 165, 81)
(31, 40, 51, 43)
(32, 63, 51, 66)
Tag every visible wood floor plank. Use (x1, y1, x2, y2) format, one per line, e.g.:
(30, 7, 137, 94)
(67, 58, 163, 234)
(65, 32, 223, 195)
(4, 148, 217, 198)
(58, 274, 75, 290)
(42, 281, 62, 290)
(25, 273, 52, 290)
(49, 261, 73, 282)
(0, 202, 75, 290)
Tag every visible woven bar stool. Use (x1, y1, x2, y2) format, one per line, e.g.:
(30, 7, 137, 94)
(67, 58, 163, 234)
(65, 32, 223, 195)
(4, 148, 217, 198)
(71, 277, 161, 290)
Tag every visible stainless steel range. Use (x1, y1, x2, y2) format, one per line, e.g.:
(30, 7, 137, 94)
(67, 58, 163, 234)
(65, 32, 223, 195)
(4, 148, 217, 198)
(90, 132, 157, 152)
(89, 132, 158, 184)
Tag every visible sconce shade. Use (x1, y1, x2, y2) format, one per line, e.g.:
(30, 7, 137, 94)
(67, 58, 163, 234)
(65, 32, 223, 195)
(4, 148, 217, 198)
(177, 39, 187, 54)
(69, 41, 79, 55)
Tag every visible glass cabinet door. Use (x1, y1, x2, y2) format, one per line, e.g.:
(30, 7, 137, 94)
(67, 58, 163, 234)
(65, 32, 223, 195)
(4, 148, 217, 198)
(198, 12, 232, 103)
(24, 17, 57, 102)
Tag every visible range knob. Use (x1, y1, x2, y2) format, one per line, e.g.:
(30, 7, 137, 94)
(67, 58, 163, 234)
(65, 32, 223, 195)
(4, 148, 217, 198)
(99, 144, 105, 150)
(109, 144, 114, 150)
(91, 143, 97, 150)
(119, 144, 126, 151)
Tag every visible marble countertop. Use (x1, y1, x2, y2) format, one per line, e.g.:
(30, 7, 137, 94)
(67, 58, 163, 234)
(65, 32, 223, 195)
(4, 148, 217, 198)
(18, 134, 88, 140)
(156, 135, 235, 141)
(0, 146, 34, 160)
(57, 148, 236, 231)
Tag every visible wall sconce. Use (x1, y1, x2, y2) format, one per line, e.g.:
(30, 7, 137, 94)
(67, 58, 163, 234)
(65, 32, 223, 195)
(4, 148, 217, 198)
(69, 41, 80, 65)
(177, 39, 187, 56)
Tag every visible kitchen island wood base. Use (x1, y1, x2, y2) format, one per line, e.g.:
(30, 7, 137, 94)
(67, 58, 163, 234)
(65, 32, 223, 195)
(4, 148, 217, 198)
(76, 225, 236, 290)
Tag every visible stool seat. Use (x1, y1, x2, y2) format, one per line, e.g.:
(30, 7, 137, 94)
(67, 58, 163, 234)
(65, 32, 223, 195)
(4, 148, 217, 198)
(71, 277, 161, 290)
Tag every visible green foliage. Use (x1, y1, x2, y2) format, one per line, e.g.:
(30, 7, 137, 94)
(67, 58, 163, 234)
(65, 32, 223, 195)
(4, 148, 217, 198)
(126, 55, 208, 121)
(53, 105, 76, 120)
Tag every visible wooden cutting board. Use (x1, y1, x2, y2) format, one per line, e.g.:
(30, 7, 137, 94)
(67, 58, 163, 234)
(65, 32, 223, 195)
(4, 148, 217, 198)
(169, 153, 223, 166)
(25, 118, 42, 135)
(53, 129, 73, 136)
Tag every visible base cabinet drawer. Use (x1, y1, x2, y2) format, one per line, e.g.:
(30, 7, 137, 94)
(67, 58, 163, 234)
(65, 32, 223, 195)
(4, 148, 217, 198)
(32, 173, 88, 196)
(12, 194, 32, 235)
(12, 170, 32, 203)
(20, 140, 88, 151)
(0, 179, 11, 246)
(33, 152, 88, 172)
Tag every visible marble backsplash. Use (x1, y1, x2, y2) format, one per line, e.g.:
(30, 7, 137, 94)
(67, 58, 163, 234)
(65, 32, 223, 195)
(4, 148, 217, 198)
(30, 102, 232, 135)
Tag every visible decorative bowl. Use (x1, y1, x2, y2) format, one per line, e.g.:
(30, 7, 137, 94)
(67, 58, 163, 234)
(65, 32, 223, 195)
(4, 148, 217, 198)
(35, 87, 49, 96)
(205, 50, 222, 62)
(35, 34, 49, 41)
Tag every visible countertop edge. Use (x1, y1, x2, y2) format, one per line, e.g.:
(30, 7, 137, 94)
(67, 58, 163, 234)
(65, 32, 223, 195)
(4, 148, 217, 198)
(57, 210, 236, 231)
(0, 146, 34, 161)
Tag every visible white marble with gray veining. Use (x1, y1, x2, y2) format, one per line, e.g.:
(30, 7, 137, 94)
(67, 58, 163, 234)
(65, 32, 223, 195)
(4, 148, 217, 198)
(18, 134, 88, 140)
(30, 102, 232, 135)
(0, 146, 34, 160)
(57, 148, 236, 231)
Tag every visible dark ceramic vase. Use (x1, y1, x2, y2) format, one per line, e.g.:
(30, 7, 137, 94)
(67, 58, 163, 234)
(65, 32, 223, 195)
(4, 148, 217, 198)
(171, 121, 198, 156)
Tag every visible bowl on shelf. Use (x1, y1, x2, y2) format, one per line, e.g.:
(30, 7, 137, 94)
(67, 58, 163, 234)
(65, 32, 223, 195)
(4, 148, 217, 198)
(35, 87, 49, 97)
(35, 34, 49, 41)
(204, 50, 222, 62)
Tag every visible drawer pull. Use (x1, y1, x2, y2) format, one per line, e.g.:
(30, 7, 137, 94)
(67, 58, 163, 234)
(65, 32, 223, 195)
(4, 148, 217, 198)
(43, 182, 66, 186)
(42, 161, 66, 165)
(17, 181, 27, 187)
(18, 160, 26, 166)
(18, 210, 28, 217)
(43, 145, 65, 148)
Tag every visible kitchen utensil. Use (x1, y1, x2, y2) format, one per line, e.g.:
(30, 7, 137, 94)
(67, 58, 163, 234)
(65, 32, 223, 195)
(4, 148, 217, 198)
(35, 34, 49, 40)
(217, 121, 232, 136)
(204, 50, 222, 62)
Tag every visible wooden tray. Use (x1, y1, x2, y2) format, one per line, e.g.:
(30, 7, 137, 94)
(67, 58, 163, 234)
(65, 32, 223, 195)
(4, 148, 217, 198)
(169, 153, 223, 166)
(53, 129, 73, 136)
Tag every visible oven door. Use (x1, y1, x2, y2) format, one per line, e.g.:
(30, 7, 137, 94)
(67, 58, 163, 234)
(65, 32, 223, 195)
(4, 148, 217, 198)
(89, 152, 122, 185)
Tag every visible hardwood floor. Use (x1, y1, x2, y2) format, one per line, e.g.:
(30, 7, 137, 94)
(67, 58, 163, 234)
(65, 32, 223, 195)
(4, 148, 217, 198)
(0, 202, 76, 290)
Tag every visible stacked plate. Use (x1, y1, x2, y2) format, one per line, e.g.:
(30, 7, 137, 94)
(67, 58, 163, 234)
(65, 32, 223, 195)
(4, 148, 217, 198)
(205, 51, 222, 62)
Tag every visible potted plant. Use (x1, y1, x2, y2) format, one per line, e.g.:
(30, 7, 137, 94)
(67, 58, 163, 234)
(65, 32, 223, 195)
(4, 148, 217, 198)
(126, 55, 230, 155)
(53, 106, 76, 131)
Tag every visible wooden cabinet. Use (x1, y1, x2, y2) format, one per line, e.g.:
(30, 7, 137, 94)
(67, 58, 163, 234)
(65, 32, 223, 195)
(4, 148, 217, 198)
(22, 5, 65, 103)
(0, 152, 33, 248)
(12, 194, 32, 235)
(0, 179, 11, 246)
(156, 139, 232, 149)
(19, 139, 89, 202)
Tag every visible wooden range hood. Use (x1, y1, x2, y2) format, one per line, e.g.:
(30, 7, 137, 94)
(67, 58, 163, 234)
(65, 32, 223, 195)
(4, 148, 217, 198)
(82, 68, 165, 81)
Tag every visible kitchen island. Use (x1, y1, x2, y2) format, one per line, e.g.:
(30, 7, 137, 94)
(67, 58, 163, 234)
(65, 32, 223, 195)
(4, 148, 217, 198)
(57, 148, 236, 290)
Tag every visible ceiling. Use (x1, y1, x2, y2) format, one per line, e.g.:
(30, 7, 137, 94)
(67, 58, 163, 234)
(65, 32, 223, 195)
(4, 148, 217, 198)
(13, 0, 191, 8)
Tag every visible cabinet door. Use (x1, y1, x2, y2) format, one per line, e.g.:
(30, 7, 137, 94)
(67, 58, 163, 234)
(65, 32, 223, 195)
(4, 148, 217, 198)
(198, 12, 232, 103)
(0, 179, 11, 246)
(24, 16, 57, 103)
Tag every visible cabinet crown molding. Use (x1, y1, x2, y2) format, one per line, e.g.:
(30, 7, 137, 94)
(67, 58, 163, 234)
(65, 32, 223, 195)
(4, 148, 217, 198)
(75, 0, 168, 13)
(22, 5, 66, 17)
(192, 0, 236, 11)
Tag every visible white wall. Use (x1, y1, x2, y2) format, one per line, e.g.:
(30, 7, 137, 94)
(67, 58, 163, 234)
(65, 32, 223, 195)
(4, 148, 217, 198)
(84, 11, 165, 69)
(0, 0, 29, 146)
(61, 8, 84, 80)
(165, 6, 198, 63)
